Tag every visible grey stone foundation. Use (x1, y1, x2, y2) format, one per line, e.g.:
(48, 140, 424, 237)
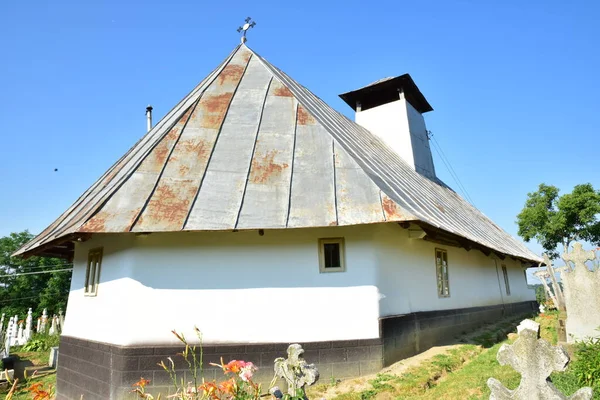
(56, 300, 536, 400)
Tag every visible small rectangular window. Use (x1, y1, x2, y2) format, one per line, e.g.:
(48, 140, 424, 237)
(318, 238, 345, 273)
(85, 248, 103, 296)
(502, 265, 511, 295)
(435, 249, 450, 297)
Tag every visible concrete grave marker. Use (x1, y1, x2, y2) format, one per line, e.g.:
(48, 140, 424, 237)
(561, 243, 599, 343)
(273, 344, 319, 397)
(487, 319, 592, 400)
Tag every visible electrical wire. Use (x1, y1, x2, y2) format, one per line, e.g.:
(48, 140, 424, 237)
(0, 268, 73, 279)
(428, 132, 476, 205)
(0, 296, 41, 304)
(0, 263, 73, 272)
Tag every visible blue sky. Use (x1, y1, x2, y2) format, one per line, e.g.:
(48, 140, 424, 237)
(1, 0, 598, 266)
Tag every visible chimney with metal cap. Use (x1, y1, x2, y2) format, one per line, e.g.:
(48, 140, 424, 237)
(145, 105, 153, 132)
(339, 75, 436, 180)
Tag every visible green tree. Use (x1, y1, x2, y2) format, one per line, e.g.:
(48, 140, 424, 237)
(517, 183, 600, 258)
(0, 231, 71, 318)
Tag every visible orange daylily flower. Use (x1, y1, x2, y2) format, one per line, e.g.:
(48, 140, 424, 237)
(133, 377, 151, 388)
(199, 381, 219, 399)
(219, 377, 237, 395)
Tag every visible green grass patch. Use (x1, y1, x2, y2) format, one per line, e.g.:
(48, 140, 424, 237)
(328, 345, 482, 400)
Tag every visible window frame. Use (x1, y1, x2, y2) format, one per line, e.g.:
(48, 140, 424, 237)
(84, 248, 103, 296)
(435, 248, 450, 298)
(318, 238, 346, 273)
(502, 265, 511, 296)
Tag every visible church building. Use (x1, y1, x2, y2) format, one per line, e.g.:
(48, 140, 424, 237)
(15, 36, 540, 400)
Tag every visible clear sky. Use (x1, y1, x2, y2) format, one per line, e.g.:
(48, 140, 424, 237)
(1, 1, 598, 265)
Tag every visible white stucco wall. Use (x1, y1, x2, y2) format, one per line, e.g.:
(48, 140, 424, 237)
(63, 224, 534, 346)
(373, 223, 534, 316)
(63, 227, 381, 346)
(355, 97, 436, 179)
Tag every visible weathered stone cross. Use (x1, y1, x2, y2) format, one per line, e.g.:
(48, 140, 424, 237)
(272, 344, 319, 397)
(562, 242, 596, 270)
(487, 319, 592, 399)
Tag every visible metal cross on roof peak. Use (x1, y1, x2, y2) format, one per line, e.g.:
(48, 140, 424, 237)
(237, 17, 256, 44)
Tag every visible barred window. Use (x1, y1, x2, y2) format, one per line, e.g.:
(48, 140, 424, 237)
(435, 249, 450, 297)
(85, 248, 103, 296)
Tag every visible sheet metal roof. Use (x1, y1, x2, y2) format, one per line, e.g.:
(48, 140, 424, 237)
(14, 44, 540, 262)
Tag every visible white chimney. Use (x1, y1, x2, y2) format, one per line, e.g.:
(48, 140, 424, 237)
(146, 105, 153, 132)
(339, 75, 436, 179)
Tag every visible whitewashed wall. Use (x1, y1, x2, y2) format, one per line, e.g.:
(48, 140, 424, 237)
(374, 223, 535, 316)
(64, 227, 380, 346)
(63, 223, 534, 346)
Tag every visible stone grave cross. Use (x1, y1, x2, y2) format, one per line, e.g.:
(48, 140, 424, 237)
(487, 319, 592, 400)
(562, 243, 595, 271)
(561, 243, 599, 342)
(273, 344, 319, 397)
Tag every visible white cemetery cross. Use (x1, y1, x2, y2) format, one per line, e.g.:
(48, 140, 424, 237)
(534, 269, 558, 309)
(5, 317, 13, 355)
(543, 254, 566, 310)
(11, 315, 18, 345)
(40, 308, 48, 333)
(487, 319, 592, 400)
(25, 308, 33, 341)
(16, 321, 24, 346)
(58, 309, 64, 332)
(561, 243, 599, 343)
(273, 344, 319, 397)
(49, 315, 58, 336)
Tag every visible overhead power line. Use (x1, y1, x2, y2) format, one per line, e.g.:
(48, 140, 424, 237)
(0, 268, 73, 279)
(428, 132, 476, 206)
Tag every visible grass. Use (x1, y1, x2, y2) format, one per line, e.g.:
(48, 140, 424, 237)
(7, 372, 56, 400)
(322, 345, 483, 400)
(1, 347, 57, 400)
(324, 311, 600, 400)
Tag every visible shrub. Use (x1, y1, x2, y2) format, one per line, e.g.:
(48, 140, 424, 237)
(21, 334, 60, 352)
(571, 338, 600, 388)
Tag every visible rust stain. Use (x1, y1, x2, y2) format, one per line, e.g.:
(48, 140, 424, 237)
(239, 49, 252, 63)
(436, 203, 446, 213)
(173, 138, 212, 177)
(382, 195, 404, 220)
(329, 221, 338, 226)
(199, 93, 234, 129)
(273, 86, 293, 97)
(179, 106, 194, 124)
(249, 150, 289, 184)
(217, 64, 245, 86)
(80, 211, 109, 232)
(137, 181, 197, 230)
(179, 165, 191, 175)
(297, 105, 316, 125)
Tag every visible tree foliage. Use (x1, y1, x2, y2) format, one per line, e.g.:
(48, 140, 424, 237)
(0, 231, 71, 317)
(517, 183, 600, 258)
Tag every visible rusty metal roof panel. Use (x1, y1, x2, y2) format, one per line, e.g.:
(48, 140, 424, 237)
(15, 43, 539, 262)
(287, 107, 337, 228)
(334, 145, 391, 225)
(184, 55, 271, 230)
(236, 80, 297, 229)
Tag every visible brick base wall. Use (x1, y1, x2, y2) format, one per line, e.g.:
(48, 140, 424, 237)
(381, 300, 537, 365)
(56, 300, 536, 400)
(57, 337, 384, 400)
